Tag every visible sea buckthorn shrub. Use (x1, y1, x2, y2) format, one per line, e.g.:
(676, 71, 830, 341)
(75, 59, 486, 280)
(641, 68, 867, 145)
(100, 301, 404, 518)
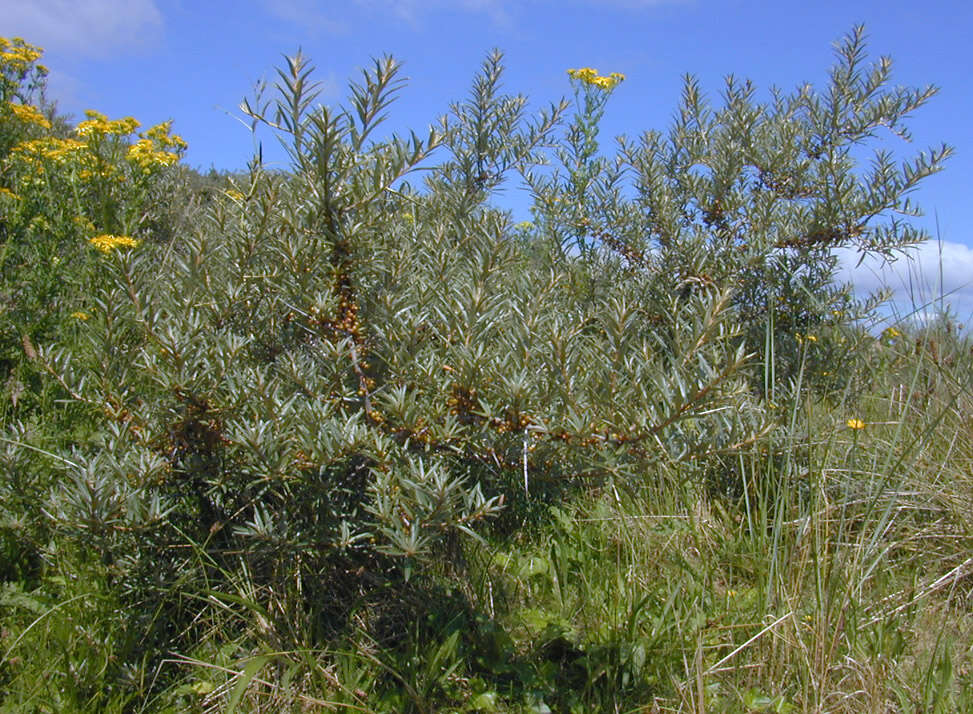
(24, 27, 949, 676)
(39, 52, 768, 649)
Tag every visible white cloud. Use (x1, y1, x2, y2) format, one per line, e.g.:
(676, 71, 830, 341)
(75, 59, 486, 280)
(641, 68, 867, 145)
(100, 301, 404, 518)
(837, 239, 973, 324)
(0, 0, 163, 56)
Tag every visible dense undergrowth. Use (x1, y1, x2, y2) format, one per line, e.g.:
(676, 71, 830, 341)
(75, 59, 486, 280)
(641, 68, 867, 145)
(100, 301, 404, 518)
(1, 28, 971, 712)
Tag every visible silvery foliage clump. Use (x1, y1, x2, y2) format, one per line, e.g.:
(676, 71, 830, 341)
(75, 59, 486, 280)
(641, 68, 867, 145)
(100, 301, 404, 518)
(41, 28, 946, 597)
(529, 26, 950, 392)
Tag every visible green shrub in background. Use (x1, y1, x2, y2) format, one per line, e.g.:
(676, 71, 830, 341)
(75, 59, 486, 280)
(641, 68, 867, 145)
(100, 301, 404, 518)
(1, 26, 962, 711)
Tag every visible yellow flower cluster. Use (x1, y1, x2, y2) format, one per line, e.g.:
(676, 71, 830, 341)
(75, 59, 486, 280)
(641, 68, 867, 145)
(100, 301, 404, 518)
(0, 37, 45, 74)
(89, 234, 139, 254)
(76, 110, 140, 138)
(127, 121, 187, 173)
(846, 418, 865, 430)
(10, 110, 185, 178)
(567, 67, 625, 90)
(141, 120, 188, 152)
(127, 138, 181, 173)
(1, 36, 186, 264)
(6, 102, 51, 129)
(11, 137, 87, 169)
(70, 311, 90, 321)
(882, 327, 901, 340)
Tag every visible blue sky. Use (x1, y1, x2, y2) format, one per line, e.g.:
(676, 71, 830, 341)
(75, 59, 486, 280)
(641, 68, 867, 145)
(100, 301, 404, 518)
(4, 0, 972, 326)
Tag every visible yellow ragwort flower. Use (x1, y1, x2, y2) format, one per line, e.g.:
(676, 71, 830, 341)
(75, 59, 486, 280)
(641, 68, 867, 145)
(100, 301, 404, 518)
(75, 111, 108, 136)
(141, 121, 188, 152)
(11, 137, 87, 165)
(109, 116, 140, 135)
(567, 67, 625, 90)
(76, 110, 140, 138)
(70, 311, 90, 321)
(7, 102, 52, 130)
(846, 418, 865, 430)
(568, 67, 598, 82)
(0, 38, 43, 71)
(89, 234, 139, 254)
(127, 139, 181, 172)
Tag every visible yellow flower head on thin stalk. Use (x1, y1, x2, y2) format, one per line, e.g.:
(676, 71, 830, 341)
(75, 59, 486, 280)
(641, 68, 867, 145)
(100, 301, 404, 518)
(70, 311, 90, 321)
(567, 67, 625, 91)
(89, 234, 139, 254)
(846, 418, 865, 430)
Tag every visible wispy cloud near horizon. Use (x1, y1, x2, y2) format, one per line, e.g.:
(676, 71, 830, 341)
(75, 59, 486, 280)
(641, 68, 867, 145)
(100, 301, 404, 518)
(838, 239, 973, 324)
